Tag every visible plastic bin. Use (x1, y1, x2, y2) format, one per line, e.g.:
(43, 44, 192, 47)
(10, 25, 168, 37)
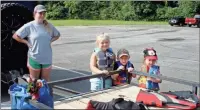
(8, 83, 38, 109)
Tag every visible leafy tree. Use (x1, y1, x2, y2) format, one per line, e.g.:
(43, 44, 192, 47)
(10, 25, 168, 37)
(43, 1, 200, 21)
(45, 1, 68, 20)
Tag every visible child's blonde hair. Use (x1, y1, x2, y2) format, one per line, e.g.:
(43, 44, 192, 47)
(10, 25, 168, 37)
(96, 33, 110, 45)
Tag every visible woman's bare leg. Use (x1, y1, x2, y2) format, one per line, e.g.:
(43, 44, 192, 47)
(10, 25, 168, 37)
(41, 66, 53, 96)
(41, 66, 52, 82)
(28, 67, 41, 81)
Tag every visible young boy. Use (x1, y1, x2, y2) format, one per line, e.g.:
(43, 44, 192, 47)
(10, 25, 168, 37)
(112, 48, 136, 86)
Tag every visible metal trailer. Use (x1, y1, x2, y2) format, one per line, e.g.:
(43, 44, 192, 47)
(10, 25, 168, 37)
(20, 70, 199, 109)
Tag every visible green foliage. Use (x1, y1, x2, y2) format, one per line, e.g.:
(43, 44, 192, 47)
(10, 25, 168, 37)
(194, 1, 200, 14)
(133, 1, 157, 21)
(45, 1, 68, 20)
(64, 1, 79, 19)
(177, 1, 195, 17)
(43, 1, 199, 21)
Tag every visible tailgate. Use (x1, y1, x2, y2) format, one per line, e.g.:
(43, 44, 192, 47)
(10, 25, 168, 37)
(185, 18, 197, 24)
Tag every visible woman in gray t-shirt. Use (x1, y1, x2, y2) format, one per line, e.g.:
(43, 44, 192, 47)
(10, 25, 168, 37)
(12, 4, 60, 82)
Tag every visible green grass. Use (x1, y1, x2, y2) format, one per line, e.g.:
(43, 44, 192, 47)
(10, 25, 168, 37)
(48, 19, 168, 26)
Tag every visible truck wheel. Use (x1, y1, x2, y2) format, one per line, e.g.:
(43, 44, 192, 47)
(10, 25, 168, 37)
(1, 3, 33, 54)
(1, 3, 33, 89)
(197, 23, 200, 28)
(1, 71, 19, 93)
(1, 3, 33, 74)
(179, 23, 184, 26)
(1, 82, 10, 93)
(188, 24, 192, 27)
(1, 80, 17, 92)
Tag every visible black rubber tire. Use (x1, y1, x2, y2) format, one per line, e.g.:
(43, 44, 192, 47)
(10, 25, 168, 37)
(1, 3, 33, 74)
(1, 71, 19, 93)
(1, 82, 10, 94)
(1, 80, 17, 92)
(197, 23, 200, 28)
(170, 24, 173, 26)
(179, 23, 183, 26)
(188, 24, 192, 27)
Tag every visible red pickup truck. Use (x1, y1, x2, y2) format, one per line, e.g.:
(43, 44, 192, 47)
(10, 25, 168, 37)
(185, 14, 200, 28)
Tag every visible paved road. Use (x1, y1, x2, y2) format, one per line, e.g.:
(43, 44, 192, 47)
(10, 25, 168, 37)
(51, 25, 199, 96)
(1, 25, 199, 108)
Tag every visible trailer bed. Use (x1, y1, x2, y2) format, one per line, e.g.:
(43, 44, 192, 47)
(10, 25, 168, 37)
(2, 70, 199, 109)
(54, 84, 167, 109)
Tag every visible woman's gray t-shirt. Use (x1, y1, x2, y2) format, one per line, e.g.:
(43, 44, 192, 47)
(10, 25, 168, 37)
(15, 20, 60, 64)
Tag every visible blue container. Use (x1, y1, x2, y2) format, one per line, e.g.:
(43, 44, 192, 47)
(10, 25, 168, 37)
(37, 79, 54, 108)
(9, 79, 54, 109)
(9, 83, 38, 110)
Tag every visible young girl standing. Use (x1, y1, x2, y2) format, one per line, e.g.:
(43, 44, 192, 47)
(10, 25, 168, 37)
(138, 48, 162, 91)
(90, 33, 116, 91)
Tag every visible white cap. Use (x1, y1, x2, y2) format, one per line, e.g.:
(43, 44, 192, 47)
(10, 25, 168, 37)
(34, 5, 46, 13)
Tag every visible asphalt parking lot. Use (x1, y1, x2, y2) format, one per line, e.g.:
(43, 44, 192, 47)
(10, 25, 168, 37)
(1, 25, 199, 108)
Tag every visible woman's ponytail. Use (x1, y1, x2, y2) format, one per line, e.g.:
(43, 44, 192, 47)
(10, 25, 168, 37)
(43, 20, 52, 35)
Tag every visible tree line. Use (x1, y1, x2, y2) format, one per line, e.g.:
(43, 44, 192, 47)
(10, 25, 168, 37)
(42, 1, 200, 21)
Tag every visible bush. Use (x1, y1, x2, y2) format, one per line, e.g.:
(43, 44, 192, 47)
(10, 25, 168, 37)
(45, 1, 68, 20)
(177, 1, 195, 17)
(156, 7, 168, 21)
(64, 1, 79, 19)
(100, 8, 112, 20)
(120, 2, 135, 21)
(44, 1, 199, 21)
(133, 1, 157, 21)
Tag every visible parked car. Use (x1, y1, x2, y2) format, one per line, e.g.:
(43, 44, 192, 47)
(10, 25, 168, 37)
(168, 16, 185, 26)
(185, 14, 200, 28)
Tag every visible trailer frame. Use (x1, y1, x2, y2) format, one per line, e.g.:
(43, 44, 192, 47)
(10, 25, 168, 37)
(20, 70, 200, 109)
